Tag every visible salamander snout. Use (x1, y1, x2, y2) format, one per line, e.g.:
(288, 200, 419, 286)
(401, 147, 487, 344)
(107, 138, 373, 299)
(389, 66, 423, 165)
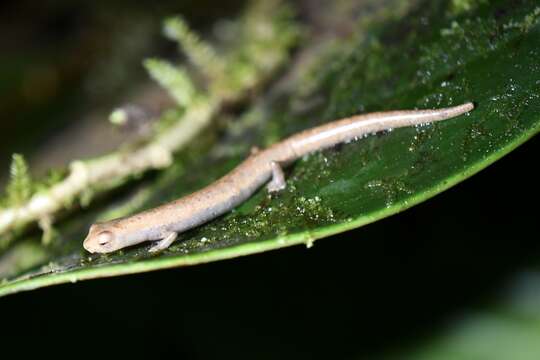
(83, 225, 118, 253)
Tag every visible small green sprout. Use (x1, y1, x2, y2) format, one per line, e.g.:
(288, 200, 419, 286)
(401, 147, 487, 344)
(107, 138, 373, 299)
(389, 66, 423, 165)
(163, 16, 224, 78)
(144, 58, 196, 107)
(6, 154, 33, 207)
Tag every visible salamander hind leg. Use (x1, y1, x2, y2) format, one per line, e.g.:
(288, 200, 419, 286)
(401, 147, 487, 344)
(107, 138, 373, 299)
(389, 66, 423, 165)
(149, 232, 178, 253)
(267, 161, 287, 193)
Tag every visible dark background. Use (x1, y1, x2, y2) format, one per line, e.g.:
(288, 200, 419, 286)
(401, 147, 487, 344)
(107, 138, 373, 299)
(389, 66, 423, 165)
(0, 1, 538, 358)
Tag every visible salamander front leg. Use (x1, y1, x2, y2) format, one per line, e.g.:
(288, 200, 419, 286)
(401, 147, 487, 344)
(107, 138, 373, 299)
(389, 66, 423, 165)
(267, 161, 286, 193)
(149, 232, 178, 253)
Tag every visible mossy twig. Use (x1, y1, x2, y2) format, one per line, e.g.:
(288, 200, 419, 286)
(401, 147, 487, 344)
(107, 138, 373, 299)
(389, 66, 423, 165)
(0, 0, 299, 249)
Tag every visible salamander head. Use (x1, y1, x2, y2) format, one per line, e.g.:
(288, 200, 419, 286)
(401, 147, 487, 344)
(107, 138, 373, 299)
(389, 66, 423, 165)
(83, 223, 123, 254)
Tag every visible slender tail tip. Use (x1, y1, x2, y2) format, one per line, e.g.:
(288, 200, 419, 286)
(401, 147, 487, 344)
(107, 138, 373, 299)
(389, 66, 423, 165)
(440, 102, 475, 120)
(456, 102, 475, 114)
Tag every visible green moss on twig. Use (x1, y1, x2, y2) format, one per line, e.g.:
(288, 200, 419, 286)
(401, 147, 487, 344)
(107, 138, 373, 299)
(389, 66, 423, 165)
(163, 16, 224, 79)
(144, 58, 197, 107)
(5, 154, 33, 207)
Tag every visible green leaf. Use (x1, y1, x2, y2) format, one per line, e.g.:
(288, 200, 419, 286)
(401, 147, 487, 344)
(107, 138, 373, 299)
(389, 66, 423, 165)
(1, 0, 539, 297)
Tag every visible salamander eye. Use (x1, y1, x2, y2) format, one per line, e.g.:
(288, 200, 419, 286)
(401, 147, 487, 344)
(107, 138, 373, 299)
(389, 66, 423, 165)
(97, 231, 114, 245)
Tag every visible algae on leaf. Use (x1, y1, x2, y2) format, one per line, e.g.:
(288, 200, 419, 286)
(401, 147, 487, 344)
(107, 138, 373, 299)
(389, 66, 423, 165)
(1, 0, 539, 297)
